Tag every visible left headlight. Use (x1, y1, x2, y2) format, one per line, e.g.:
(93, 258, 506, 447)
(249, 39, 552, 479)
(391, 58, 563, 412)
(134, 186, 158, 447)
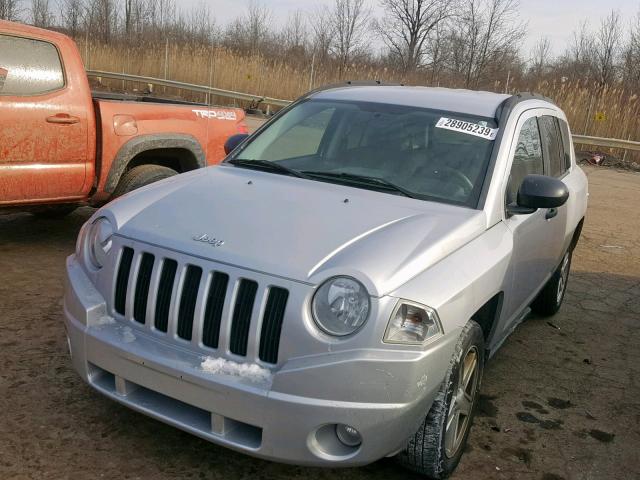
(86, 217, 114, 269)
(312, 276, 370, 337)
(384, 301, 442, 344)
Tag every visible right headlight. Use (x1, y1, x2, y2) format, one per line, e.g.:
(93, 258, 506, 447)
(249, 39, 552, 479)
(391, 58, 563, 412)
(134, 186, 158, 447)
(384, 301, 442, 344)
(311, 276, 370, 336)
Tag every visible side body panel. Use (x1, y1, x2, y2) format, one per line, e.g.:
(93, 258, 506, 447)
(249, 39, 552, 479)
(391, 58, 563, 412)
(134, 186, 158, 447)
(484, 102, 588, 349)
(0, 21, 96, 205)
(499, 108, 568, 326)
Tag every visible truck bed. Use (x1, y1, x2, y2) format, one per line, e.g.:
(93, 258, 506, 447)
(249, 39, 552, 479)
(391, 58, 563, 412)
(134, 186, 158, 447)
(92, 91, 208, 107)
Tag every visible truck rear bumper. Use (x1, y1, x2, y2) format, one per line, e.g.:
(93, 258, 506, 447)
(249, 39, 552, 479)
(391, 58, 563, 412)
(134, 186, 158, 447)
(64, 255, 456, 467)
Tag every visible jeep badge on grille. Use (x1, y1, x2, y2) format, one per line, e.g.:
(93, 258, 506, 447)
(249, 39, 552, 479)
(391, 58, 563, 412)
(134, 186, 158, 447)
(192, 234, 225, 247)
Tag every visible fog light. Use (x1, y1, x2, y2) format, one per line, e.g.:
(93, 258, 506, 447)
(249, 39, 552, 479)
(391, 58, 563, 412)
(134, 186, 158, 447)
(335, 424, 362, 447)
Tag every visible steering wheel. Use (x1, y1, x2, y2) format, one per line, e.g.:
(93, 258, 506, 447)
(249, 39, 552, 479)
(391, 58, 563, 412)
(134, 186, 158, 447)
(433, 166, 474, 194)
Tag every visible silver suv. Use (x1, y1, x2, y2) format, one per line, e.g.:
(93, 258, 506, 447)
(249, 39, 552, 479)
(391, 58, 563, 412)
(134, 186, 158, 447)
(64, 85, 588, 478)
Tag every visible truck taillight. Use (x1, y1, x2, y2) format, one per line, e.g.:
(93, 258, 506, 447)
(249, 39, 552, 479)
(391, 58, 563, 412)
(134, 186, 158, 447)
(237, 122, 249, 134)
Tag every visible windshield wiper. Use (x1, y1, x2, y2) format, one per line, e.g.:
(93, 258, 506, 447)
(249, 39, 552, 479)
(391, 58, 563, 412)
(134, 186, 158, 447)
(302, 171, 420, 199)
(228, 159, 310, 179)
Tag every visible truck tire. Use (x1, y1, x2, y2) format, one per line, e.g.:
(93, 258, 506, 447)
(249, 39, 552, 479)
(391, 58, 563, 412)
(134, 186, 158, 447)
(531, 250, 572, 317)
(397, 321, 485, 479)
(112, 165, 177, 198)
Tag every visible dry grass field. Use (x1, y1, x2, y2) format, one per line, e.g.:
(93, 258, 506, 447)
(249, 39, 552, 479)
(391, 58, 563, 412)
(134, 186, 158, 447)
(83, 40, 640, 157)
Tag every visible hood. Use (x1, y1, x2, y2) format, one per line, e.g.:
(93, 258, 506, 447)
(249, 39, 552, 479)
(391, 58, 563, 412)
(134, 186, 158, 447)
(106, 166, 487, 296)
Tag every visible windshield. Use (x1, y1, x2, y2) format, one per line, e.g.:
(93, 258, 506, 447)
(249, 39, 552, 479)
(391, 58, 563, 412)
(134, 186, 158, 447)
(228, 99, 498, 207)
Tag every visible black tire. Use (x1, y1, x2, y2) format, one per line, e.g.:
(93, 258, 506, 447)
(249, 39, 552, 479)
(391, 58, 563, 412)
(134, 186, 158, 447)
(531, 250, 572, 317)
(112, 165, 177, 198)
(31, 204, 77, 218)
(397, 321, 485, 479)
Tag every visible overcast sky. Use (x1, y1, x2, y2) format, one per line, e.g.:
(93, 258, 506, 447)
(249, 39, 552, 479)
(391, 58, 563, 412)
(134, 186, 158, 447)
(183, 0, 639, 57)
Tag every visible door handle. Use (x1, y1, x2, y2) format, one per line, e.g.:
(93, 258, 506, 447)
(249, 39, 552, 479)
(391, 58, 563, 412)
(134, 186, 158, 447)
(46, 113, 80, 125)
(545, 208, 558, 220)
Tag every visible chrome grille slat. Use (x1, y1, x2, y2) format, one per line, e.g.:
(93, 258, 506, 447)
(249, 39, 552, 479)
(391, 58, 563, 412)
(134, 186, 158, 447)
(189, 271, 210, 348)
(166, 262, 186, 338)
(244, 284, 268, 360)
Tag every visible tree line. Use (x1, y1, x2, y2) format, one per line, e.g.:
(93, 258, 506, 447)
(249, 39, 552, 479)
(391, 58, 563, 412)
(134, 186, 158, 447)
(2, 0, 640, 94)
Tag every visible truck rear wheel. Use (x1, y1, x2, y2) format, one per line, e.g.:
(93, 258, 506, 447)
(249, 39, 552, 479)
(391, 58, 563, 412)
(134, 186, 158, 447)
(397, 321, 485, 479)
(112, 165, 177, 198)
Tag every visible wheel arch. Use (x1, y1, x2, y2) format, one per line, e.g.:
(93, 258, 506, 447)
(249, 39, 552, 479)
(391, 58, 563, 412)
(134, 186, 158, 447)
(569, 217, 585, 252)
(104, 134, 206, 194)
(470, 291, 504, 359)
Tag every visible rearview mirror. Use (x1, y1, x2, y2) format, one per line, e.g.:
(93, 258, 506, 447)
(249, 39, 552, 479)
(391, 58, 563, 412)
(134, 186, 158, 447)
(508, 174, 569, 215)
(224, 133, 250, 155)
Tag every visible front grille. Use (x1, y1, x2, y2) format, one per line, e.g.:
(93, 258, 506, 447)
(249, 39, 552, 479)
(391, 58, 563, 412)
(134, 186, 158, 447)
(113, 247, 289, 364)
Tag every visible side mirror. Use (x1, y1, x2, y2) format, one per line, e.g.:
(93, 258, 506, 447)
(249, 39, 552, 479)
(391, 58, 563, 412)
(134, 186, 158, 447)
(508, 174, 569, 215)
(224, 133, 250, 155)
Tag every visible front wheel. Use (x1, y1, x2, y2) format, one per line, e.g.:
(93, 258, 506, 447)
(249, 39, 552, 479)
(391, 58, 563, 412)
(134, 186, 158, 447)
(397, 321, 485, 478)
(531, 250, 572, 317)
(112, 165, 177, 199)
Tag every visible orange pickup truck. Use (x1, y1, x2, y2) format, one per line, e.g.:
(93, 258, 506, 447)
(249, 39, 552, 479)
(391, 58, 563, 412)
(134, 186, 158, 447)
(0, 20, 247, 215)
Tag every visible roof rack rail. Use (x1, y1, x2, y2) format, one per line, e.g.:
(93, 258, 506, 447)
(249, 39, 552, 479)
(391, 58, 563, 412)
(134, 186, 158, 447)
(302, 80, 405, 99)
(494, 91, 557, 123)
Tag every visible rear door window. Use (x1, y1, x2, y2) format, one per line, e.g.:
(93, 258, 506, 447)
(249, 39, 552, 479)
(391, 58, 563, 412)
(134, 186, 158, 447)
(0, 34, 64, 96)
(557, 119, 573, 171)
(539, 116, 566, 178)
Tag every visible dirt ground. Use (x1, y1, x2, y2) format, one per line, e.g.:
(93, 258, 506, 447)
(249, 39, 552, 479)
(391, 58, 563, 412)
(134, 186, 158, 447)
(0, 166, 638, 480)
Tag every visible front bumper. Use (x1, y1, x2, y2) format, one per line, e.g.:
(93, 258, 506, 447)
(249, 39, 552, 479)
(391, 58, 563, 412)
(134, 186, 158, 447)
(64, 254, 459, 467)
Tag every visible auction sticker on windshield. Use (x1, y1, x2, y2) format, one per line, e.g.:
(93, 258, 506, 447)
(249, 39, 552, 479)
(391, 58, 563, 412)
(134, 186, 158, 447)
(436, 117, 498, 140)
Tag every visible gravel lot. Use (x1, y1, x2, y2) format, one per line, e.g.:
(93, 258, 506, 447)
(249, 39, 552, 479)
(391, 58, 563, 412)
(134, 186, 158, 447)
(1, 166, 638, 480)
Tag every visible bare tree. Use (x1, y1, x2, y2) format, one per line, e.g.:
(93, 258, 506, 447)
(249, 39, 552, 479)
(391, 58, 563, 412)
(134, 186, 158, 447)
(245, 0, 271, 53)
(449, 0, 526, 88)
(281, 10, 307, 56)
(622, 10, 640, 90)
(87, 0, 118, 43)
(30, 0, 51, 27)
(0, 0, 21, 20)
(530, 36, 551, 79)
(184, 1, 217, 45)
(60, 0, 85, 37)
(329, 0, 371, 76)
(309, 7, 334, 68)
(376, 0, 453, 74)
(592, 10, 622, 88)
(569, 20, 592, 66)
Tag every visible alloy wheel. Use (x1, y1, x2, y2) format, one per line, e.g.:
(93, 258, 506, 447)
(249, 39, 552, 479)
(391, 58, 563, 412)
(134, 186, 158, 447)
(444, 346, 479, 458)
